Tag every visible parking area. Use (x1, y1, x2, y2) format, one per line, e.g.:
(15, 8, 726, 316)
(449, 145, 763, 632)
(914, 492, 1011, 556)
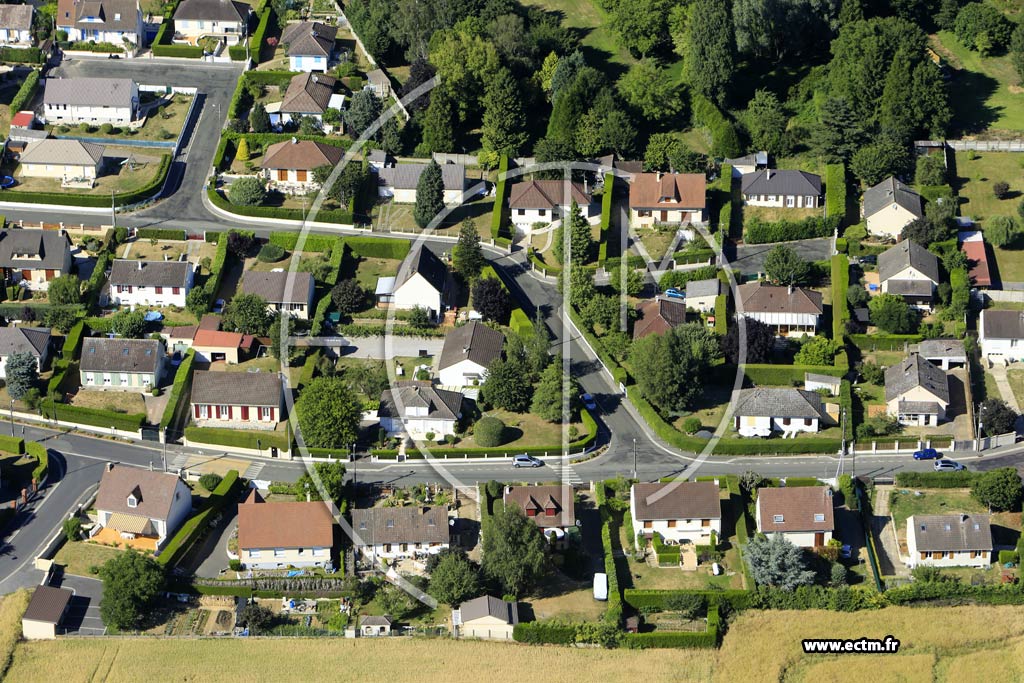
(53, 573, 106, 635)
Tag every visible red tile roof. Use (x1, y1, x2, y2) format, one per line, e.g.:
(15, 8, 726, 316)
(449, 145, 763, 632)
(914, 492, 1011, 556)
(192, 329, 247, 349)
(961, 240, 991, 287)
(237, 489, 334, 550)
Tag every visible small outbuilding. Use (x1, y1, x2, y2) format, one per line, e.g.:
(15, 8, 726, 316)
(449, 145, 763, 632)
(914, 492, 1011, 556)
(22, 585, 73, 640)
(360, 614, 392, 637)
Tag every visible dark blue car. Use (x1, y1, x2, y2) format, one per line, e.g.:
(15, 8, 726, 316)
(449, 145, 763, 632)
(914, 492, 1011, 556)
(913, 448, 941, 460)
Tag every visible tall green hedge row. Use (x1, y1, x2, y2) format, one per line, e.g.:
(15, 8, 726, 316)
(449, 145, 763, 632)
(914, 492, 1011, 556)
(136, 228, 187, 241)
(745, 215, 841, 244)
(490, 155, 510, 241)
(10, 70, 39, 114)
(345, 236, 411, 260)
(158, 470, 241, 567)
(43, 403, 145, 432)
(831, 254, 849, 341)
(597, 173, 615, 265)
(824, 163, 846, 224)
(160, 348, 196, 430)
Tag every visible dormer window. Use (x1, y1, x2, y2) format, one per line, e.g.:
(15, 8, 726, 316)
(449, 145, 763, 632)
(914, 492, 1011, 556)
(526, 508, 536, 517)
(773, 514, 784, 523)
(545, 507, 556, 517)
(114, 12, 121, 20)
(127, 494, 138, 508)
(386, 519, 394, 529)
(813, 513, 825, 522)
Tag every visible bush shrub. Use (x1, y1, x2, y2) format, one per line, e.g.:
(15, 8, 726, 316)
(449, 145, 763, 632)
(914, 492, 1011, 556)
(257, 243, 286, 262)
(745, 215, 841, 244)
(998, 550, 1019, 566)
(512, 620, 577, 644)
(42, 403, 144, 432)
(199, 473, 223, 492)
(474, 416, 506, 447)
(27, 441, 47, 482)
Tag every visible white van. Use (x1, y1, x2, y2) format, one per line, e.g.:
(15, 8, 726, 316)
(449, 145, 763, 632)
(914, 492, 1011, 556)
(593, 572, 608, 601)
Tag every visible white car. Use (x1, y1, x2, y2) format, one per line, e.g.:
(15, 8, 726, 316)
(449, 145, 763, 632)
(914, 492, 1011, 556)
(512, 454, 543, 468)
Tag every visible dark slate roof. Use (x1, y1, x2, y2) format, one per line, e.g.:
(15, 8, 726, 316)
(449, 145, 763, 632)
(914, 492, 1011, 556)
(240, 271, 314, 305)
(350, 505, 450, 545)
(982, 309, 1024, 340)
(44, 77, 135, 109)
(631, 481, 721, 521)
(58, 0, 138, 32)
(438, 321, 504, 371)
(395, 245, 447, 294)
(377, 163, 465, 191)
(0, 229, 69, 270)
(911, 513, 992, 552)
(109, 260, 190, 288)
(741, 169, 821, 197)
(0, 327, 50, 358)
(863, 176, 924, 220)
(886, 279, 935, 297)
(917, 339, 966, 359)
(80, 338, 163, 374)
(884, 354, 949, 404)
(878, 239, 940, 284)
(737, 282, 823, 315)
(757, 486, 834, 533)
(378, 381, 463, 421)
(23, 586, 72, 624)
(190, 370, 281, 407)
(734, 388, 825, 419)
(281, 21, 336, 57)
(95, 464, 182, 521)
(459, 595, 519, 625)
(685, 278, 720, 298)
(173, 0, 248, 22)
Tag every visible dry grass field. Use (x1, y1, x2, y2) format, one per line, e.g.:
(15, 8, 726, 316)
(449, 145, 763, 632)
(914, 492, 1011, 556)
(0, 590, 29, 678)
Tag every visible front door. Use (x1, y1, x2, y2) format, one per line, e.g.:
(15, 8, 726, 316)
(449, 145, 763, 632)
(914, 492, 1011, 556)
(660, 210, 667, 221)
(814, 532, 824, 546)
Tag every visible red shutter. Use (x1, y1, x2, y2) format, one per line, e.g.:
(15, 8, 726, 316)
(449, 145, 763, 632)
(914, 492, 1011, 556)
(269, 407, 275, 421)
(172, 287, 180, 295)
(241, 406, 249, 421)
(227, 406, 233, 419)
(215, 406, 221, 419)
(194, 405, 200, 418)
(155, 286, 163, 294)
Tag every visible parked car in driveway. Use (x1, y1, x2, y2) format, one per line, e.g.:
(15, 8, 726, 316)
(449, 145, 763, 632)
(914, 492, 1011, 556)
(934, 459, 965, 472)
(512, 454, 543, 468)
(913, 448, 941, 460)
(580, 393, 597, 411)
(664, 288, 685, 299)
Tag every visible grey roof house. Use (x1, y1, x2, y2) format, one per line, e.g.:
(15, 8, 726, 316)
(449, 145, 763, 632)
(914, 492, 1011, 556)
(239, 271, 315, 320)
(377, 163, 466, 204)
(741, 169, 822, 208)
(281, 21, 336, 69)
(863, 176, 924, 238)
(878, 239, 939, 309)
(190, 370, 283, 428)
(0, 327, 50, 378)
(0, 5, 34, 45)
(378, 381, 464, 438)
(108, 260, 192, 294)
(43, 77, 139, 125)
(438, 321, 505, 387)
(914, 339, 967, 370)
(454, 595, 519, 640)
(391, 245, 453, 317)
(733, 387, 830, 437)
(885, 354, 949, 426)
(908, 513, 992, 568)
(0, 229, 73, 291)
(79, 337, 166, 391)
(350, 505, 450, 558)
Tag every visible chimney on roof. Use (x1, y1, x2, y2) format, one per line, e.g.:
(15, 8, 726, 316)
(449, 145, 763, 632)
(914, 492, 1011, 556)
(420, 505, 428, 515)
(106, 462, 114, 472)
(788, 284, 793, 295)
(766, 169, 773, 181)
(656, 171, 663, 181)
(961, 513, 968, 523)
(137, 261, 143, 271)
(149, 461, 153, 471)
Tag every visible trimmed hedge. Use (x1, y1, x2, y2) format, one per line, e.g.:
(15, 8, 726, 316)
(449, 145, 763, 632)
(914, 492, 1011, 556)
(598, 494, 624, 626)
(309, 295, 333, 336)
(2, 154, 170, 208)
(27, 442, 47, 482)
(621, 628, 717, 650)
(745, 215, 841, 244)
(623, 589, 752, 612)
(597, 174, 615, 265)
(185, 425, 291, 451)
(894, 471, 979, 488)
(839, 379, 853, 441)
(158, 470, 241, 566)
(10, 69, 39, 114)
(43, 403, 145, 432)
(152, 42, 203, 58)
(742, 363, 843, 386)
(160, 348, 196, 430)
(491, 155, 510, 241)
(63, 320, 86, 358)
(512, 621, 576, 644)
(831, 254, 849, 342)
(0, 46, 44, 64)
(672, 248, 716, 265)
(249, 7, 273, 64)
(713, 293, 727, 335)
(651, 533, 680, 565)
(0, 435, 24, 455)
(344, 235, 411, 260)
(209, 186, 353, 224)
(848, 333, 923, 350)
(267, 232, 340, 253)
(783, 477, 822, 487)
(509, 307, 532, 336)
(136, 228, 187, 241)
(825, 163, 846, 223)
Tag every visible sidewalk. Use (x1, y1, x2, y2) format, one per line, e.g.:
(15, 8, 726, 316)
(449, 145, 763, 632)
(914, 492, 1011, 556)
(988, 363, 1021, 412)
(871, 485, 910, 579)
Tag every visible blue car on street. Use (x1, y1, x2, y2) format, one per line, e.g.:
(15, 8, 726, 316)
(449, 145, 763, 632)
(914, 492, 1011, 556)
(913, 448, 941, 460)
(664, 288, 685, 300)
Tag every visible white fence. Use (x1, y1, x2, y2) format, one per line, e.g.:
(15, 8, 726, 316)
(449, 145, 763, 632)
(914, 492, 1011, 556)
(947, 140, 1024, 152)
(984, 290, 1024, 303)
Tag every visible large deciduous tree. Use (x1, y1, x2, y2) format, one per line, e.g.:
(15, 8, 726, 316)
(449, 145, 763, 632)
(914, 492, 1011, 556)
(472, 277, 511, 324)
(294, 461, 347, 505)
(100, 550, 165, 631)
(429, 551, 480, 607)
(868, 293, 915, 334)
(720, 316, 776, 365)
(764, 245, 812, 286)
(971, 467, 1023, 511)
(979, 398, 1019, 436)
(481, 503, 548, 597)
(630, 323, 721, 413)
(222, 293, 272, 336)
(296, 376, 361, 449)
(530, 354, 578, 422)
(111, 309, 146, 339)
(743, 89, 790, 156)
(48, 274, 81, 305)
(481, 355, 531, 413)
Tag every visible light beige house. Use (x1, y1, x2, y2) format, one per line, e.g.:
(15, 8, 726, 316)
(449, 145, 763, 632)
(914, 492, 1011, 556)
(190, 328, 255, 365)
(907, 514, 992, 569)
(885, 354, 949, 427)
(172, 0, 250, 45)
(0, 229, 73, 292)
(628, 172, 706, 227)
(863, 177, 923, 239)
(21, 586, 73, 640)
(684, 278, 720, 313)
(237, 489, 334, 570)
(19, 139, 105, 180)
(454, 595, 518, 640)
(260, 139, 344, 193)
(755, 486, 835, 548)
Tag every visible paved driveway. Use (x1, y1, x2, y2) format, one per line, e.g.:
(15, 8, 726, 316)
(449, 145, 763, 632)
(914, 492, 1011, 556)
(53, 573, 106, 635)
(726, 238, 833, 276)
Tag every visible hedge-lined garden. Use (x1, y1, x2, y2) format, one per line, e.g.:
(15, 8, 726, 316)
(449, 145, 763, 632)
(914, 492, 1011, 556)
(2, 154, 171, 208)
(831, 254, 849, 341)
(42, 402, 145, 432)
(185, 425, 292, 451)
(597, 174, 615, 265)
(157, 470, 241, 567)
(745, 215, 840, 244)
(160, 349, 196, 431)
(824, 163, 846, 223)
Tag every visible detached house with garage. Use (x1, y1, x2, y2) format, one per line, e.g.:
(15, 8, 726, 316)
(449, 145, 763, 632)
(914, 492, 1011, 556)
(0, 229, 73, 292)
(377, 163, 466, 204)
(629, 172, 706, 227)
(108, 259, 193, 308)
(503, 485, 576, 546)
(733, 387, 830, 437)
(633, 297, 687, 340)
(190, 328, 256, 364)
(885, 354, 949, 427)
(736, 282, 823, 337)
(390, 246, 452, 319)
(237, 489, 334, 570)
(741, 169, 822, 208)
(172, 0, 250, 45)
(43, 77, 139, 126)
(979, 309, 1024, 363)
(95, 463, 192, 551)
(685, 278, 720, 313)
(438, 321, 504, 387)
(863, 176, 924, 239)
(350, 505, 451, 561)
(378, 381, 464, 439)
(190, 370, 283, 429)
(268, 73, 344, 132)
(878, 239, 939, 310)
(454, 596, 519, 641)
(80, 337, 165, 391)
(755, 485, 834, 548)
(18, 139, 106, 182)
(261, 138, 344, 194)
(281, 21, 336, 72)
(56, 0, 143, 50)
(0, 327, 50, 378)
(0, 5, 34, 46)
(630, 481, 721, 547)
(240, 271, 315, 320)
(907, 513, 992, 568)
(507, 179, 593, 231)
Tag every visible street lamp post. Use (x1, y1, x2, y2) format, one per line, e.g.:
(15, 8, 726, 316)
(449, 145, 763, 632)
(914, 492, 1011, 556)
(257, 438, 262, 459)
(632, 438, 637, 479)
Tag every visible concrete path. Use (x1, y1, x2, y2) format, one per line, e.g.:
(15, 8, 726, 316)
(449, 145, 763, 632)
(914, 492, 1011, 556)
(871, 485, 910, 579)
(988, 363, 1021, 412)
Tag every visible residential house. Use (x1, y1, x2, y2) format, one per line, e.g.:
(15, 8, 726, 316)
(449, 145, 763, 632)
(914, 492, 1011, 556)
(736, 282, 823, 337)
(107, 259, 193, 308)
(961, 231, 992, 288)
(733, 387, 829, 437)
(755, 485, 835, 548)
(267, 73, 344, 131)
(885, 354, 949, 427)
(723, 151, 768, 177)
(979, 309, 1024, 363)
(633, 297, 687, 340)
(454, 596, 518, 640)
(281, 21, 335, 72)
(0, 229, 73, 292)
(367, 149, 394, 172)
(43, 77, 139, 125)
(365, 68, 390, 98)
(190, 328, 255, 364)
(239, 270, 315, 320)
(878, 240, 939, 310)
(741, 169, 822, 208)
(378, 381, 463, 439)
(629, 481, 722, 547)
(863, 176, 924, 239)
(0, 5, 34, 46)
(172, 0, 250, 45)
(503, 485, 576, 546)
(391, 246, 451, 319)
(95, 462, 192, 550)
(0, 327, 51, 378)
(507, 179, 593, 231)
(914, 339, 967, 370)
(237, 489, 334, 569)
(190, 370, 282, 429)
(18, 139, 105, 181)
(437, 321, 504, 387)
(350, 505, 450, 561)
(907, 513, 992, 569)
(628, 172, 706, 227)
(360, 615, 392, 636)
(260, 138, 344, 194)
(56, 0, 143, 50)
(79, 337, 165, 391)
(684, 278, 720, 313)
(804, 372, 840, 396)
(21, 586, 73, 641)
(377, 163, 466, 204)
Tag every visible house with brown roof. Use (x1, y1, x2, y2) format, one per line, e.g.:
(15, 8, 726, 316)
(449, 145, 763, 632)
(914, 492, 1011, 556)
(0, 229, 72, 293)
(237, 489, 334, 569)
(629, 481, 721, 547)
(79, 337, 166, 391)
(507, 179, 594, 231)
(95, 463, 193, 550)
(190, 370, 283, 429)
(350, 505, 450, 561)
(260, 139, 344, 193)
(736, 282, 823, 337)
(628, 172, 706, 227)
(267, 72, 343, 132)
(633, 297, 688, 340)
(281, 21, 336, 72)
(22, 585, 73, 640)
(239, 270, 315, 320)
(190, 328, 256, 364)
(454, 595, 519, 640)
(755, 485, 834, 548)
(57, 0, 143, 52)
(503, 485, 576, 545)
(378, 381, 463, 439)
(438, 321, 504, 387)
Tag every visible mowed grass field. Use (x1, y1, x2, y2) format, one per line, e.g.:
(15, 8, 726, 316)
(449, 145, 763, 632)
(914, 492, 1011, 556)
(933, 31, 1024, 133)
(519, 0, 635, 70)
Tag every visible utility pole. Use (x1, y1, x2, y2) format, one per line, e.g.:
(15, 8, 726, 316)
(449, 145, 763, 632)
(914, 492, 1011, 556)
(632, 438, 637, 479)
(110, 189, 115, 229)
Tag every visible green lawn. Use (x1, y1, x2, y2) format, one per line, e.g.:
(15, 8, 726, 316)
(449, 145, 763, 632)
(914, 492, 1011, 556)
(954, 152, 1024, 221)
(52, 541, 125, 577)
(932, 31, 1024, 134)
(889, 488, 986, 532)
(6, 148, 164, 196)
(461, 409, 581, 450)
(50, 95, 193, 143)
(1007, 369, 1024, 408)
(520, 0, 636, 72)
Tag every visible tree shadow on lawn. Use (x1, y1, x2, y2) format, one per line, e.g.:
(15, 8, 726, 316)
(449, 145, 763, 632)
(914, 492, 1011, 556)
(949, 68, 1002, 136)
